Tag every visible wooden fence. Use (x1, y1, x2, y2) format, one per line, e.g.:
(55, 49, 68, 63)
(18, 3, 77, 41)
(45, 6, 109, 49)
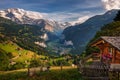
(28, 66, 50, 76)
(80, 61, 120, 80)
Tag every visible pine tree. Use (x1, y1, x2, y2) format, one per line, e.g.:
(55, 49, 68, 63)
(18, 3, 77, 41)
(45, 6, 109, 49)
(114, 10, 120, 21)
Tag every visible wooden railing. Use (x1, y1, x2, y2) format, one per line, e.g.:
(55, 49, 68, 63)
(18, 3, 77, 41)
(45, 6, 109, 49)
(80, 61, 120, 80)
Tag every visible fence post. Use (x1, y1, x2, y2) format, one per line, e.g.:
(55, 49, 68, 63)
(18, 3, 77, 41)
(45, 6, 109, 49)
(60, 62, 63, 71)
(118, 71, 119, 80)
(28, 66, 30, 76)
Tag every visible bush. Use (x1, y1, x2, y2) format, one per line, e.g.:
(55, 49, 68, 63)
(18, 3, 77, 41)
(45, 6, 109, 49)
(0, 49, 9, 71)
(9, 62, 25, 70)
(30, 59, 41, 67)
(84, 47, 100, 56)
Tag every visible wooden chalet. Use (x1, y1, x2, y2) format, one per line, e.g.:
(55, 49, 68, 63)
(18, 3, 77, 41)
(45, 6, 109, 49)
(91, 36, 120, 64)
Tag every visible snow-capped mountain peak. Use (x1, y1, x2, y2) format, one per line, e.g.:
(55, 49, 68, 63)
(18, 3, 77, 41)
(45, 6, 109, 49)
(0, 8, 71, 37)
(0, 8, 71, 27)
(0, 8, 43, 21)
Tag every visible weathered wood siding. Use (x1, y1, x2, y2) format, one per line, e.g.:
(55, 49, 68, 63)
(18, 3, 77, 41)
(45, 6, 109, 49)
(114, 50, 120, 63)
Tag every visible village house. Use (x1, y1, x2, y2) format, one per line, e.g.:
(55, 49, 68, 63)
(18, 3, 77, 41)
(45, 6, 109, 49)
(91, 36, 120, 64)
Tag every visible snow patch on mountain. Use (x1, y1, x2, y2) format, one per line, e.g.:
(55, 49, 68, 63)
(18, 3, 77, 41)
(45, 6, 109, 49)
(70, 16, 90, 25)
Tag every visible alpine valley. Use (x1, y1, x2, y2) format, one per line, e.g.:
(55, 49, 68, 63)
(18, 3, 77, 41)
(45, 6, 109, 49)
(0, 8, 72, 55)
(0, 8, 119, 55)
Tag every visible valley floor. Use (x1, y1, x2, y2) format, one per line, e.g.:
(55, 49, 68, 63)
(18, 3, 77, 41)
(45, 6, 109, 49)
(0, 66, 83, 80)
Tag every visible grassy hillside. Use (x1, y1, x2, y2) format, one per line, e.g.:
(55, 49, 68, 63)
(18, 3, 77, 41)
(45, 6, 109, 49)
(0, 41, 41, 62)
(0, 39, 47, 70)
(0, 40, 76, 70)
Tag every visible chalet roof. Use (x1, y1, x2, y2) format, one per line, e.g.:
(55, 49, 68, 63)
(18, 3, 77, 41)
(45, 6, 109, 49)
(101, 36, 120, 50)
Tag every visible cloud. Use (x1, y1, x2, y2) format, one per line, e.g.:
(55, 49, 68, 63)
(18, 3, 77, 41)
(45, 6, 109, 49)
(101, 0, 120, 10)
(41, 11, 93, 23)
(75, 0, 102, 9)
(70, 16, 91, 25)
(0, 0, 105, 23)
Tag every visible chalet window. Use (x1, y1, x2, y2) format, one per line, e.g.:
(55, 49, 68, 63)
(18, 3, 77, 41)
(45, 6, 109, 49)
(108, 47, 113, 55)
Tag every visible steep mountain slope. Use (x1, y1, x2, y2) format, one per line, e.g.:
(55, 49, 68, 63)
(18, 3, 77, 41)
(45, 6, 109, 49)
(63, 10, 118, 53)
(0, 17, 47, 54)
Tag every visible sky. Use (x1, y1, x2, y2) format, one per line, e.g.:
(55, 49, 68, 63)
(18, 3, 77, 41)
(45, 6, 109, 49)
(0, 0, 120, 23)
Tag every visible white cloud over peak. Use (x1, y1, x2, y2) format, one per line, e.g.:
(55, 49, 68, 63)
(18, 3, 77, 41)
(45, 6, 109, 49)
(41, 11, 93, 24)
(102, 0, 120, 10)
(70, 16, 90, 25)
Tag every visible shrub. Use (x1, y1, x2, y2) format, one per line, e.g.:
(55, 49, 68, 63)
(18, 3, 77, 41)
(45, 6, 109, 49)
(0, 49, 9, 71)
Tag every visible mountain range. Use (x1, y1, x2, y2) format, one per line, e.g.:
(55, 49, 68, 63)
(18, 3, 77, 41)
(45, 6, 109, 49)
(0, 8, 71, 37)
(0, 8, 119, 54)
